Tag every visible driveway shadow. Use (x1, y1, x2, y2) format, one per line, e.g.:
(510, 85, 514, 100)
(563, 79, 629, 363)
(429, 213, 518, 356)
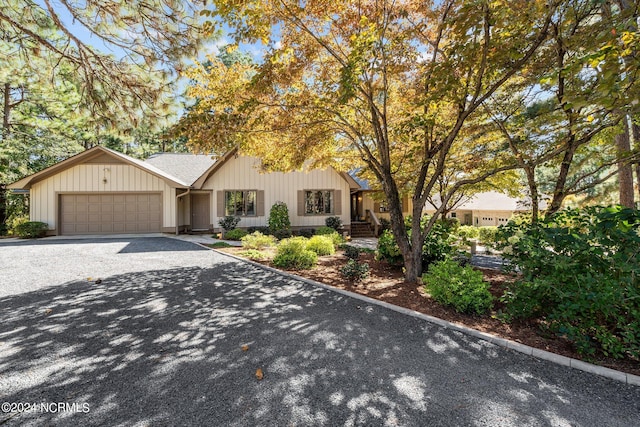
(1, 260, 638, 426)
(0, 237, 206, 253)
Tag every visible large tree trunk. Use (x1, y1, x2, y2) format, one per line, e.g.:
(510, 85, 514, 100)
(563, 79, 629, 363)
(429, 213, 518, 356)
(524, 165, 539, 224)
(632, 123, 640, 204)
(617, 118, 635, 208)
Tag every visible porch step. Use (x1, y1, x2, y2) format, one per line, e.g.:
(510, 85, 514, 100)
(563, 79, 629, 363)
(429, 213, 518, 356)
(350, 222, 375, 237)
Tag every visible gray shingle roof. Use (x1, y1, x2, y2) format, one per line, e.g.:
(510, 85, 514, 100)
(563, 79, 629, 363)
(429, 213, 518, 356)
(144, 153, 216, 186)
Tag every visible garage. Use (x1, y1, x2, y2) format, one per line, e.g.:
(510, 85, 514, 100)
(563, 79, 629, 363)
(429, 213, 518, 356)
(60, 193, 162, 235)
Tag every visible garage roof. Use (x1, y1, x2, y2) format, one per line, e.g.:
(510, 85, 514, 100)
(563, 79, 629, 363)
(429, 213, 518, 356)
(145, 153, 216, 186)
(8, 146, 190, 190)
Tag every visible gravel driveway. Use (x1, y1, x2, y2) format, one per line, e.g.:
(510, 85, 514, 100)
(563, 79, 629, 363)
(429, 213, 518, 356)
(0, 237, 638, 426)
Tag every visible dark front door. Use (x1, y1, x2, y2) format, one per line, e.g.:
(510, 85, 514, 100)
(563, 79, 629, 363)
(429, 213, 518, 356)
(191, 193, 211, 230)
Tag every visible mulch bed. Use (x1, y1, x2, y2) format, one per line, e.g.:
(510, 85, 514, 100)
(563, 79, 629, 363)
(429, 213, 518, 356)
(219, 247, 640, 377)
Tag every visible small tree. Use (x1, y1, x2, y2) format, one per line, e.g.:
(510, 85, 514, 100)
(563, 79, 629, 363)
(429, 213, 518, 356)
(268, 201, 291, 233)
(218, 215, 240, 232)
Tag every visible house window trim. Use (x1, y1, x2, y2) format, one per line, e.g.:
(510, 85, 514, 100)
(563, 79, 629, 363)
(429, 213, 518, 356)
(224, 190, 258, 217)
(304, 189, 335, 216)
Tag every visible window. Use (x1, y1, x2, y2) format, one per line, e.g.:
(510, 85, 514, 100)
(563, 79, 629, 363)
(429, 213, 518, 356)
(450, 212, 457, 218)
(225, 190, 256, 216)
(305, 190, 334, 215)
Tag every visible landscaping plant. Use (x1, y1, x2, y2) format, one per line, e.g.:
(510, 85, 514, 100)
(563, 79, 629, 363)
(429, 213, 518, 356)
(325, 216, 342, 231)
(273, 237, 318, 269)
(497, 206, 640, 359)
(268, 201, 291, 234)
(218, 215, 240, 232)
(13, 221, 48, 238)
(305, 235, 335, 256)
(241, 231, 277, 249)
(343, 245, 361, 260)
(423, 259, 493, 315)
(340, 259, 370, 282)
(224, 228, 248, 240)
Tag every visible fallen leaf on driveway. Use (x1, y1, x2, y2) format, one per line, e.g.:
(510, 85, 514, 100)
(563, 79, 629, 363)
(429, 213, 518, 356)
(255, 368, 263, 381)
(241, 345, 249, 352)
(44, 309, 52, 315)
(95, 279, 102, 284)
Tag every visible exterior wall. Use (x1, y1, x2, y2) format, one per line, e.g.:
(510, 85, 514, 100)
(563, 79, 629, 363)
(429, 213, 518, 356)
(472, 210, 513, 226)
(361, 192, 413, 220)
(202, 155, 351, 230)
(30, 163, 176, 232)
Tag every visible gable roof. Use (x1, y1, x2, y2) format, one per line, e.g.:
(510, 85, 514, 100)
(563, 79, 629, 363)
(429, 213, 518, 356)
(145, 152, 216, 186)
(425, 191, 547, 212)
(8, 146, 190, 190)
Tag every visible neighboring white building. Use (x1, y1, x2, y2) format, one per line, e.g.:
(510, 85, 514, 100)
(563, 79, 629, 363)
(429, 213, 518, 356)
(424, 191, 544, 226)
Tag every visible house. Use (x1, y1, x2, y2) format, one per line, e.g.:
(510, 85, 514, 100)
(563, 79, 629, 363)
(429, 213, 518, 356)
(424, 191, 543, 226)
(8, 146, 360, 236)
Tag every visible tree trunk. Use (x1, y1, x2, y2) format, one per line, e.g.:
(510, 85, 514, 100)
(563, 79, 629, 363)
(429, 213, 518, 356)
(2, 83, 10, 139)
(524, 165, 539, 224)
(617, 118, 635, 208)
(632, 123, 640, 204)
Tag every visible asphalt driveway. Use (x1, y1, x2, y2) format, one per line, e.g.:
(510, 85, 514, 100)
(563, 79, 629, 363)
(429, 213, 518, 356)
(0, 237, 638, 426)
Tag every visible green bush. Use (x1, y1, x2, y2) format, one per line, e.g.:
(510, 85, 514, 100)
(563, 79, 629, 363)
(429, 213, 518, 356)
(325, 216, 342, 230)
(379, 217, 391, 232)
(340, 259, 370, 281)
(273, 229, 292, 240)
(248, 226, 271, 234)
(343, 245, 361, 260)
(273, 237, 317, 269)
(376, 229, 403, 264)
(315, 226, 336, 235)
(423, 259, 493, 315)
(14, 221, 49, 239)
(497, 206, 640, 358)
(268, 201, 291, 233)
(224, 228, 248, 240)
(376, 218, 456, 269)
(294, 228, 315, 238)
(456, 225, 479, 241)
(239, 249, 269, 260)
(219, 216, 240, 232)
(478, 226, 498, 245)
(306, 235, 335, 256)
(241, 231, 277, 249)
(7, 215, 29, 236)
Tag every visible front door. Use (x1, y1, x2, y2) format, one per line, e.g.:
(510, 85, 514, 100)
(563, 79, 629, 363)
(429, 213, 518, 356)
(191, 193, 211, 231)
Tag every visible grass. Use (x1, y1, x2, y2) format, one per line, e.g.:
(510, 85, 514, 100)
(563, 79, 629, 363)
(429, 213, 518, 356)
(206, 242, 233, 248)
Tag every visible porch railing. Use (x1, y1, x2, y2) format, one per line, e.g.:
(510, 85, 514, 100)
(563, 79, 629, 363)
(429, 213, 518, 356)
(365, 209, 382, 236)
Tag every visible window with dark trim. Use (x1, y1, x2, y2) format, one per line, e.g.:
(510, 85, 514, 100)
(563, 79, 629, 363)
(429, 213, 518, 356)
(225, 190, 257, 216)
(305, 190, 334, 215)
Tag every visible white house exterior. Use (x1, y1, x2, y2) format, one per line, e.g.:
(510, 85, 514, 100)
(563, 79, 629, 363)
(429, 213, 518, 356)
(9, 146, 359, 235)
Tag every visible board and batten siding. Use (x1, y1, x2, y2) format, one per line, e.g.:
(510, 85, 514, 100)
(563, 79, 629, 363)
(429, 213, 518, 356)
(202, 155, 351, 229)
(30, 163, 176, 231)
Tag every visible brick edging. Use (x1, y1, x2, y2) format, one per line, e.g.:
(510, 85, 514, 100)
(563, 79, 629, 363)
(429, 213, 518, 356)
(201, 244, 639, 387)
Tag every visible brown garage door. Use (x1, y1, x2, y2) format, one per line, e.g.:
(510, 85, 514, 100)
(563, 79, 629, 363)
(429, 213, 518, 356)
(60, 193, 162, 235)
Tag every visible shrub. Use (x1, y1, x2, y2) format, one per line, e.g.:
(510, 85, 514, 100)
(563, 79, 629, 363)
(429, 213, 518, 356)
(7, 215, 29, 236)
(325, 216, 342, 230)
(376, 229, 403, 264)
(248, 226, 271, 234)
(239, 249, 269, 260)
(273, 229, 292, 240)
(306, 235, 335, 256)
(456, 225, 479, 241)
(315, 226, 337, 235)
(376, 221, 455, 269)
(219, 216, 240, 232)
(423, 259, 493, 315)
(294, 228, 315, 238)
(497, 206, 640, 358)
(379, 217, 391, 232)
(478, 226, 498, 245)
(241, 231, 277, 249)
(340, 259, 370, 281)
(14, 221, 48, 239)
(268, 201, 291, 233)
(343, 245, 361, 260)
(273, 237, 318, 269)
(224, 228, 248, 240)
